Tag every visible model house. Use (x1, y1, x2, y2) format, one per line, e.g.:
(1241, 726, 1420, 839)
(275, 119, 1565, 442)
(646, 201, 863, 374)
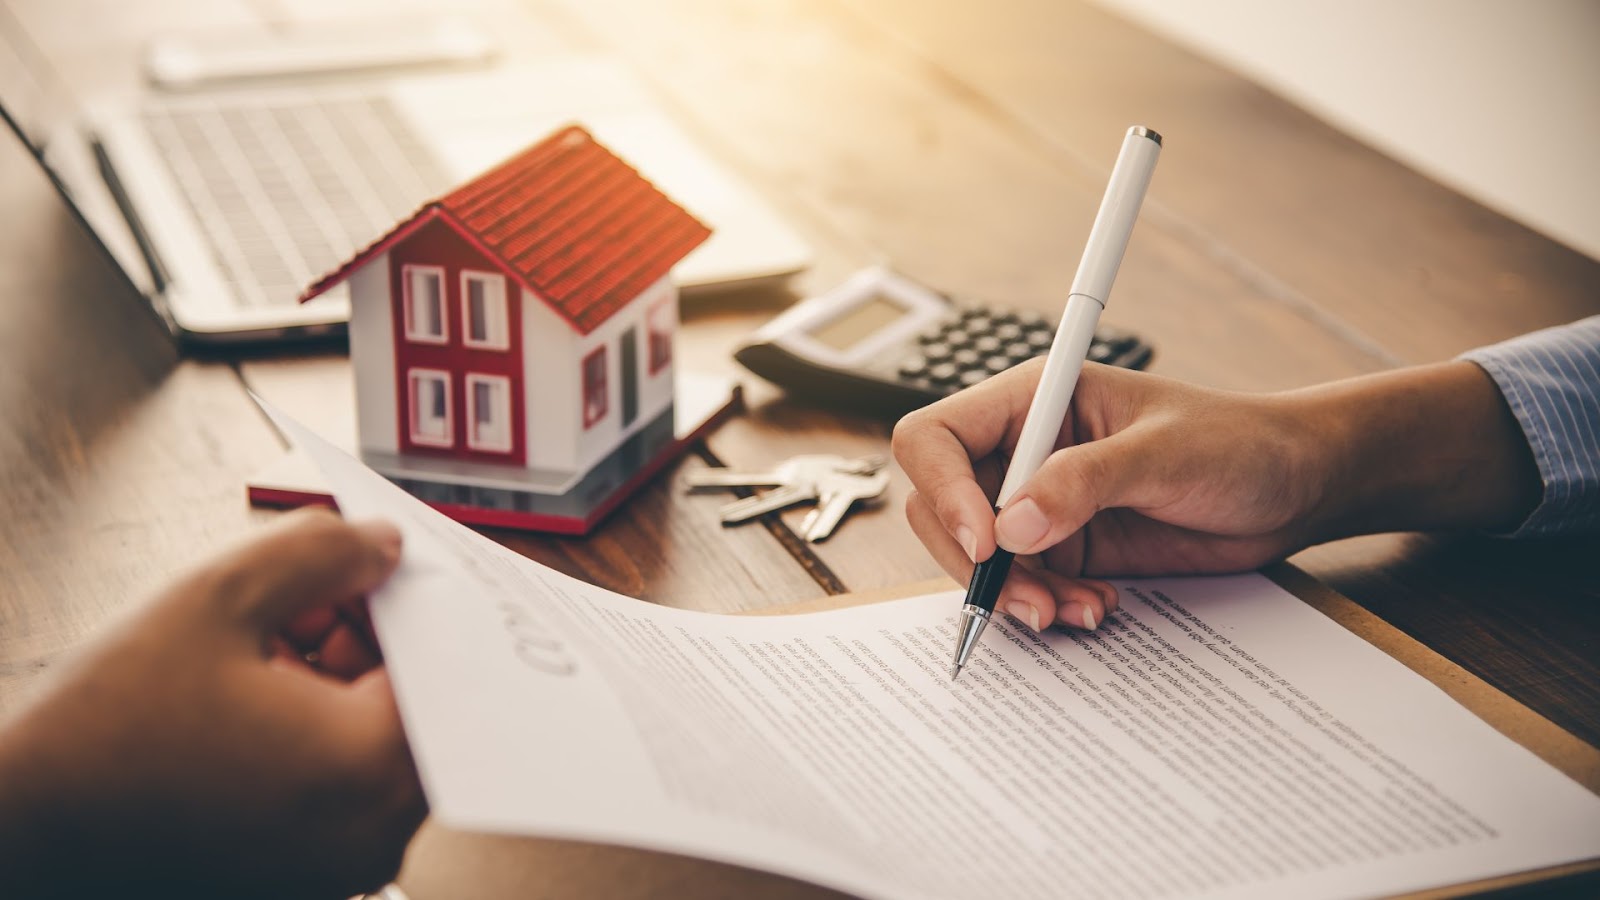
(299, 125, 711, 496)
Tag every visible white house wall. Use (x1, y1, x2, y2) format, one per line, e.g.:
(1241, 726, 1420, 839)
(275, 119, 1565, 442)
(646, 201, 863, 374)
(640, 277, 677, 419)
(518, 275, 677, 477)
(520, 285, 581, 473)
(573, 273, 676, 470)
(349, 254, 398, 455)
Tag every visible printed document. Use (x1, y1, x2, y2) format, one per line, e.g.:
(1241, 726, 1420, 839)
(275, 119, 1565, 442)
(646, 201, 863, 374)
(274, 409, 1600, 899)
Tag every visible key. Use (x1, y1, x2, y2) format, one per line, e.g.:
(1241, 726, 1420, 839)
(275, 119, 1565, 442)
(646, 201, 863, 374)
(704, 455, 855, 523)
(719, 482, 816, 523)
(685, 469, 791, 489)
(834, 453, 887, 476)
(799, 469, 891, 542)
(683, 454, 852, 491)
(688, 454, 888, 526)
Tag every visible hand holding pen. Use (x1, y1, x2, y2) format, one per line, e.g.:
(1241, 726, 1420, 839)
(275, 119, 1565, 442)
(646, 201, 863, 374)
(892, 126, 1163, 676)
(893, 125, 1548, 673)
(940, 126, 1161, 677)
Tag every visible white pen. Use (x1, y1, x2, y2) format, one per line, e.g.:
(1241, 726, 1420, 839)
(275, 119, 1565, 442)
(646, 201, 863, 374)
(950, 125, 1162, 680)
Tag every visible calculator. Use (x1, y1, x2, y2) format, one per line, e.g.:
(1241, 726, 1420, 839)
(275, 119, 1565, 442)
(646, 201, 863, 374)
(734, 267, 1153, 416)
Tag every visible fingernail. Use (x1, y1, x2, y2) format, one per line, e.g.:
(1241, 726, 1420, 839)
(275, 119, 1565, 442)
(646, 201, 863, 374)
(1004, 600, 1040, 632)
(954, 524, 978, 562)
(1060, 602, 1097, 630)
(994, 498, 1049, 552)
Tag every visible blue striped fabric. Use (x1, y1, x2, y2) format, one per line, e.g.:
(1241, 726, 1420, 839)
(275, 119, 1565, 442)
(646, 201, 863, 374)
(1459, 316, 1600, 537)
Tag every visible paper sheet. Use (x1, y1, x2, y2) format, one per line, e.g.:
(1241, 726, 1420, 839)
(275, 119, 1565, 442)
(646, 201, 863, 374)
(271, 407, 1600, 900)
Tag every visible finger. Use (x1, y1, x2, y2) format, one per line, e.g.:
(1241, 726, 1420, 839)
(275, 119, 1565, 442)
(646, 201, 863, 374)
(283, 605, 339, 649)
(905, 490, 977, 582)
(1033, 571, 1118, 631)
(317, 625, 383, 681)
(993, 427, 1162, 555)
(893, 361, 1045, 562)
(907, 491, 1059, 633)
(993, 568, 1060, 634)
(344, 601, 381, 657)
(1098, 580, 1122, 613)
(207, 508, 402, 632)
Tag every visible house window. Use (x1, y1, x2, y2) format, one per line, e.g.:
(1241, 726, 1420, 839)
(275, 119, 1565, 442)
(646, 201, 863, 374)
(466, 373, 513, 453)
(408, 368, 452, 446)
(647, 298, 673, 375)
(403, 265, 447, 344)
(582, 346, 608, 429)
(461, 271, 509, 350)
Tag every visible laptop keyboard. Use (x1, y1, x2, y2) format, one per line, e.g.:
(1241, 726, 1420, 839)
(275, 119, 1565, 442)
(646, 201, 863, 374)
(141, 95, 449, 307)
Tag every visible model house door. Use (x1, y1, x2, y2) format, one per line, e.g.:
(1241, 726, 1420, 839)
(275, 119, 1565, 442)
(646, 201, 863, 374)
(620, 327, 639, 427)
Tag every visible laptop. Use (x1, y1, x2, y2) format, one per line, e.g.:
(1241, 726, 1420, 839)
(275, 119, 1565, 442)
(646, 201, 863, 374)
(0, 9, 811, 344)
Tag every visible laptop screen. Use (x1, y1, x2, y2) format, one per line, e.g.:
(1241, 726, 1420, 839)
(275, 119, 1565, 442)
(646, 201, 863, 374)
(0, 5, 159, 301)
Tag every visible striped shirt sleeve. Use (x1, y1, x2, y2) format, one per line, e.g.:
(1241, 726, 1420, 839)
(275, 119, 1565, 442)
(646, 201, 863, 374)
(1458, 316, 1600, 537)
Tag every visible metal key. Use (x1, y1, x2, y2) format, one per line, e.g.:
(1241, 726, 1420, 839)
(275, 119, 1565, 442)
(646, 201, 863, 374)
(684, 454, 870, 491)
(799, 468, 891, 542)
(686, 454, 889, 526)
(707, 455, 860, 523)
(718, 482, 818, 523)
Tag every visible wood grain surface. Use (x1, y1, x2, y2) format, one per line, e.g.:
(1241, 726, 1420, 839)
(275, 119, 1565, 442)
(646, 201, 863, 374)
(1, 0, 1596, 897)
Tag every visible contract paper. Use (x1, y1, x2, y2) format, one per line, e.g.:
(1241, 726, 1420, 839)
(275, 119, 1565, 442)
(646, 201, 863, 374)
(273, 409, 1600, 900)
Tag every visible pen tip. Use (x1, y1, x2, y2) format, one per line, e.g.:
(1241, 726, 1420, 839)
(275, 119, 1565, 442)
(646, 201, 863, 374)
(949, 664, 962, 681)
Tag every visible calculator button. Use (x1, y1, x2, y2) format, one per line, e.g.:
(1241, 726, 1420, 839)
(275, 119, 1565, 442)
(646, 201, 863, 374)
(984, 356, 1012, 374)
(1018, 311, 1048, 328)
(922, 342, 953, 362)
(898, 356, 929, 377)
(964, 315, 992, 334)
(993, 322, 1023, 342)
(1005, 342, 1034, 361)
(927, 362, 960, 385)
(916, 330, 945, 345)
(943, 329, 973, 348)
(952, 348, 981, 368)
(990, 309, 1020, 324)
(1088, 341, 1115, 363)
(958, 369, 989, 388)
(972, 334, 1002, 355)
(1026, 330, 1053, 350)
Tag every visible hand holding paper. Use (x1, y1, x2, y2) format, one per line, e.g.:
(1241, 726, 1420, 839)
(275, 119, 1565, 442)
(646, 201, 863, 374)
(0, 508, 425, 898)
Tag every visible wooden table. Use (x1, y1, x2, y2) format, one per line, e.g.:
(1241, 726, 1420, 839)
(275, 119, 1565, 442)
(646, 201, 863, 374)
(2, 0, 1596, 896)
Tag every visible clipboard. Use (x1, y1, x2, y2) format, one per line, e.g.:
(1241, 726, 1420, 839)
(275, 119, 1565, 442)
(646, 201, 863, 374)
(394, 564, 1600, 899)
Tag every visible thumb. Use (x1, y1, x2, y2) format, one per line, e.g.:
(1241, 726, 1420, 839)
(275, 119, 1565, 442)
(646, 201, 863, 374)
(204, 509, 402, 634)
(993, 429, 1158, 555)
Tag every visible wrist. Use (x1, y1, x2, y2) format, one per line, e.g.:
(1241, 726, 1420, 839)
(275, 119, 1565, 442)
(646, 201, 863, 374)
(1290, 361, 1541, 543)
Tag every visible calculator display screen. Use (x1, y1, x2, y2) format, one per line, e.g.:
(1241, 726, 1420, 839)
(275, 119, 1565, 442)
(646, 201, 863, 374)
(807, 295, 908, 351)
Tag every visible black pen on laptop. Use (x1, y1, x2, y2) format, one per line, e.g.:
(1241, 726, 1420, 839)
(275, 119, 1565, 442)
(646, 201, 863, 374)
(950, 125, 1161, 680)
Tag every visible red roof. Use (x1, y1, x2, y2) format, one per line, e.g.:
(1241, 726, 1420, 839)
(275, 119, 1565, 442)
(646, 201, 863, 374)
(301, 125, 711, 335)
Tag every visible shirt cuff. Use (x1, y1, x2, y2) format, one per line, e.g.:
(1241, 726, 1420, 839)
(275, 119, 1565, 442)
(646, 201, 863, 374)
(1457, 316, 1600, 538)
